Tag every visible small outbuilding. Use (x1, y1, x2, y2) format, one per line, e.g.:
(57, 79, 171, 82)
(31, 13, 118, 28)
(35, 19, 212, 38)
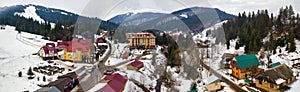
(205, 75, 221, 91)
(127, 60, 144, 70)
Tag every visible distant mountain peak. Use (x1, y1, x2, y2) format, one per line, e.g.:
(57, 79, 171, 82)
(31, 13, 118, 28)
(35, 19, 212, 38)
(108, 7, 236, 33)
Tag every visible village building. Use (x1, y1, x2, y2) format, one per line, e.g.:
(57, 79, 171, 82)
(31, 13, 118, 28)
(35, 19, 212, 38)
(127, 60, 144, 70)
(95, 37, 108, 60)
(255, 64, 295, 92)
(205, 75, 221, 91)
(57, 38, 92, 62)
(230, 54, 262, 79)
(93, 73, 128, 92)
(126, 32, 156, 49)
(38, 43, 58, 59)
(35, 86, 61, 92)
(40, 72, 79, 92)
(222, 53, 237, 69)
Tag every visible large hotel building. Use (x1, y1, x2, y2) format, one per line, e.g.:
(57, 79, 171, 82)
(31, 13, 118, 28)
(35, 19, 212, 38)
(126, 32, 156, 49)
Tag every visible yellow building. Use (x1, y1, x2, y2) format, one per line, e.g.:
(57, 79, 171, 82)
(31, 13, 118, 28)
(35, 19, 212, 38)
(127, 32, 156, 49)
(231, 54, 262, 79)
(57, 38, 92, 62)
(255, 64, 295, 92)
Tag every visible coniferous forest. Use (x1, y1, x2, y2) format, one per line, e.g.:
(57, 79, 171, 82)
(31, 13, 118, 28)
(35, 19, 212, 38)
(224, 5, 300, 53)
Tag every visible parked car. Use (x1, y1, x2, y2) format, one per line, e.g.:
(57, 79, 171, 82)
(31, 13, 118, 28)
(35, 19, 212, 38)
(103, 68, 119, 75)
(104, 69, 114, 75)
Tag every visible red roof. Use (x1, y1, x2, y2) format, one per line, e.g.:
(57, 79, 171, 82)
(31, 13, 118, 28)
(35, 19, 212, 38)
(99, 74, 115, 83)
(57, 38, 92, 52)
(98, 73, 127, 92)
(130, 60, 144, 68)
(57, 42, 70, 48)
(42, 43, 57, 54)
(96, 38, 106, 43)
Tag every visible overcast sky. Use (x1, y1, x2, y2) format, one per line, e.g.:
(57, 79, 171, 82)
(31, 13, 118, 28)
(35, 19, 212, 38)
(0, 0, 299, 20)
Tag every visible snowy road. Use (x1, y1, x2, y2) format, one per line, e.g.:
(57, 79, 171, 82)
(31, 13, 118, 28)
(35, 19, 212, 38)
(200, 60, 247, 92)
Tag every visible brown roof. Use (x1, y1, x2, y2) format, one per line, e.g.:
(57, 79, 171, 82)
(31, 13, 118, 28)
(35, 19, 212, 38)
(44, 72, 78, 91)
(256, 64, 294, 84)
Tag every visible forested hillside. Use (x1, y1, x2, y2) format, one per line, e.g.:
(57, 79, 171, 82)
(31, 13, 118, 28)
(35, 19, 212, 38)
(0, 5, 118, 42)
(224, 5, 300, 53)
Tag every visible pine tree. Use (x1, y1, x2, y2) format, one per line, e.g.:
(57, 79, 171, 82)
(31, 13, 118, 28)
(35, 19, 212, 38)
(288, 28, 296, 52)
(27, 67, 34, 79)
(43, 76, 46, 82)
(18, 71, 22, 77)
(288, 5, 295, 19)
(226, 40, 230, 49)
(235, 42, 239, 50)
(279, 49, 282, 53)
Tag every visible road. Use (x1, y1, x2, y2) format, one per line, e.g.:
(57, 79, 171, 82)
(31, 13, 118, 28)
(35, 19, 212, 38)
(72, 42, 135, 92)
(200, 60, 248, 92)
(71, 42, 112, 92)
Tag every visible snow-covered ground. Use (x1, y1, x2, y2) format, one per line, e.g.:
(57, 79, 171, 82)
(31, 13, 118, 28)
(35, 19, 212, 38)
(0, 26, 43, 91)
(104, 43, 130, 66)
(0, 25, 72, 92)
(287, 76, 300, 92)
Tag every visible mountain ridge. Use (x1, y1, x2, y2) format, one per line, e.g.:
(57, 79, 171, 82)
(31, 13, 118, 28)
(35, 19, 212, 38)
(108, 6, 236, 33)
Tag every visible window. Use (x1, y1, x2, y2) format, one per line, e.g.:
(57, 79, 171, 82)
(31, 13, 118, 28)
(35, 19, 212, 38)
(270, 83, 274, 88)
(259, 80, 262, 84)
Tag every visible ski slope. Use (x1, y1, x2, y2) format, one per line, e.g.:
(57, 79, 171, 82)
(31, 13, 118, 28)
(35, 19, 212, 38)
(0, 26, 49, 92)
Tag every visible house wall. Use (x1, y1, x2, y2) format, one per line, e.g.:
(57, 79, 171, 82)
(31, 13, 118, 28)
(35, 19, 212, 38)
(232, 66, 242, 79)
(38, 48, 45, 57)
(62, 49, 82, 62)
(127, 65, 138, 70)
(232, 66, 258, 79)
(255, 80, 280, 92)
(255, 77, 295, 92)
(38, 48, 57, 58)
(129, 35, 156, 49)
(205, 82, 221, 91)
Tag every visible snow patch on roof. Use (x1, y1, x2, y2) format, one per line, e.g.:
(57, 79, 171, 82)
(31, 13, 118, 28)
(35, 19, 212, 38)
(275, 78, 285, 84)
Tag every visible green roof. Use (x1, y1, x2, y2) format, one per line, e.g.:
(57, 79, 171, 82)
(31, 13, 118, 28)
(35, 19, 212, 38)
(190, 90, 198, 92)
(234, 54, 260, 69)
(245, 79, 252, 83)
(270, 62, 281, 68)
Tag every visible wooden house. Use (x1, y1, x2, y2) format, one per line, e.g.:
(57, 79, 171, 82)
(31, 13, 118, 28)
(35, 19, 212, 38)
(205, 75, 221, 91)
(231, 54, 262, 79)
(127, 60, 144, 70)
(42, 72, 79, 92)
(255, 64, 295, 92)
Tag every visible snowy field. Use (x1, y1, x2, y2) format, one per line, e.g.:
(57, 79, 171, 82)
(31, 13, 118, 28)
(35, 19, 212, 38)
(0, 26, 70, 92)
(0, 26, 43, 91)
